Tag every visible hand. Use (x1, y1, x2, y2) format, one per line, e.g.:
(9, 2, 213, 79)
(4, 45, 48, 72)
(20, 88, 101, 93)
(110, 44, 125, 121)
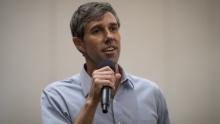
(87, 65, 121, 105)
(74, 65, 121, 124)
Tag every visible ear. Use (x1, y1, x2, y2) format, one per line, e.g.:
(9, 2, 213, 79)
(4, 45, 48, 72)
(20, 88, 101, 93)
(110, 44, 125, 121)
(72, 37, 85, 54)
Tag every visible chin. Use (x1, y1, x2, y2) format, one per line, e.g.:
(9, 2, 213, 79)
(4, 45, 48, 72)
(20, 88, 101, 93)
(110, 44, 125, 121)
(107, 57, 119, 64)
(98, 53, 119, 64)
(99, 57, 116, 63)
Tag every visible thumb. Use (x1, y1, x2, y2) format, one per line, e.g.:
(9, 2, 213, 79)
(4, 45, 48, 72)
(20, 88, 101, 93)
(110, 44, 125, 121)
(115, 64, 121, 83)
(115, 73, 121, 83)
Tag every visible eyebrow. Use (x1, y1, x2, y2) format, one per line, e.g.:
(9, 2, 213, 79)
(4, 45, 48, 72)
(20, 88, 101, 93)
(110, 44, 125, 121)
(90, 22, 119, 30)
(109, 22, 119, 27)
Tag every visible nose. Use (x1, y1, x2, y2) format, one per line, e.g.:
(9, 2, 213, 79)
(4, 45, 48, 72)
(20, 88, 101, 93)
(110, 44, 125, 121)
(104, 29, 114, 44)
(106, 29, 113, 38)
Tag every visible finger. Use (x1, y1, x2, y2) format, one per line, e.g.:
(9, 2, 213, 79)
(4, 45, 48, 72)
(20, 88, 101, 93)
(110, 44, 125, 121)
(93, 74, 116, 84)
(115, 64, 121, 83)
(92, 67, 114, 78)
(115, 64, 119, 73)
(96, 66, 114, 72)
(93, 71, 114, 76)
(115, 73, 121, 83)
(93, 74, 114, 80)
(93, 79, 115, 89)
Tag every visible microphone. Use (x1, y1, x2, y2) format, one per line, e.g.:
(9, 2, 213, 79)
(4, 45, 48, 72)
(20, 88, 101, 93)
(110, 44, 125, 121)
(97, 59, 115, 113)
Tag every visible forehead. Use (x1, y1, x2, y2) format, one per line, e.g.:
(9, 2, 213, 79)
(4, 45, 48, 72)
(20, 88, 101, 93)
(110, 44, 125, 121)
(85, 12, 118, 30)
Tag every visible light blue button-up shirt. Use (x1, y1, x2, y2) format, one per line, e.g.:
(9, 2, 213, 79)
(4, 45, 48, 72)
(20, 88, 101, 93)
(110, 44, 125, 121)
(41, 66, 170, 124)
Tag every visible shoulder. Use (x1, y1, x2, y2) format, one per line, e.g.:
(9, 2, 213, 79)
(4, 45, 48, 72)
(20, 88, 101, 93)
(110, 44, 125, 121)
(44, 74, 80, 91)
(126, 73, 167, 103)
(126, 74, 170, 123)
(127, 74, 160, 92)
(127, 74, 168, 107)
(41, 74, 85, 123)
(41, 74, 84, 101)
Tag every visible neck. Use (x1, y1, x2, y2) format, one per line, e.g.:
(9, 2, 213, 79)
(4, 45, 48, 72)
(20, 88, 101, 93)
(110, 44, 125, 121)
(83, 53, 98, 76)
(84, 62, 96, 77)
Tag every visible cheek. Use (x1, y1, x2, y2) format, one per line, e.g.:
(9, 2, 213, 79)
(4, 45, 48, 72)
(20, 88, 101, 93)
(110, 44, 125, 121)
(85, 41, 100, 53)
(115, 33, 121, 42)
(116, 35, 121, 48)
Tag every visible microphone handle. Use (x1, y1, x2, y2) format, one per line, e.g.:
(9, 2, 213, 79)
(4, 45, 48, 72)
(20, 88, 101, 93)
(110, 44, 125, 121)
(101, 86, 111, 113)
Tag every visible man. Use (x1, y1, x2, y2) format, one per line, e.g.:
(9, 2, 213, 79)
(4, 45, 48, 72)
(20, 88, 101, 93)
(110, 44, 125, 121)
(41, 2, 170, 124)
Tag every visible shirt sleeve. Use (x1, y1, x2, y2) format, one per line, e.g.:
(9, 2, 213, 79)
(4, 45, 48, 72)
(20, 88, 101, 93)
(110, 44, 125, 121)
(41, 89, 72, 124)
(156, 88, 170, 124)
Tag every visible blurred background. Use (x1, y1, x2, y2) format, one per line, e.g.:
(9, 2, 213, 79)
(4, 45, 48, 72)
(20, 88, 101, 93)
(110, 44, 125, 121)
(0, 0, 219, 124)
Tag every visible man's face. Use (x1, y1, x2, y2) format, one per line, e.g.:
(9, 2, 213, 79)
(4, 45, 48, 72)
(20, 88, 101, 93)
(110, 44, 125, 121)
(82, 12, 121, 65)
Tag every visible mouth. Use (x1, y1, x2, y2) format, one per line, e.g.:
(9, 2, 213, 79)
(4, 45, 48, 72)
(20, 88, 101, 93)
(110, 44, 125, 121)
(102, 46, 117, 54)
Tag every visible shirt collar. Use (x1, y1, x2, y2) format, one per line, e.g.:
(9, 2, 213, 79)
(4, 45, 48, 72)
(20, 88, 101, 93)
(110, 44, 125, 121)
(79, 64, 134, 97)
(119, 66, 134, 89)
(79, 65, 92, 97)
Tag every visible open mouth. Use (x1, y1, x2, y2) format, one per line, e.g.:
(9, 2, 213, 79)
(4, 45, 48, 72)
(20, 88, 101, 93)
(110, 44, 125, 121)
(102, 46, 117, 54)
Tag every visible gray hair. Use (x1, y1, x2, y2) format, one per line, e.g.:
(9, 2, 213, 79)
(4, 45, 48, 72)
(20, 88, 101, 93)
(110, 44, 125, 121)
(70, 2, 120, 39)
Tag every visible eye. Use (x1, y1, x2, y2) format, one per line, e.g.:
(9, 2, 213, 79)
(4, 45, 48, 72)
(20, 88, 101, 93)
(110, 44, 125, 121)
(91, 27, 102, 34)
(109, 25, 119, 32)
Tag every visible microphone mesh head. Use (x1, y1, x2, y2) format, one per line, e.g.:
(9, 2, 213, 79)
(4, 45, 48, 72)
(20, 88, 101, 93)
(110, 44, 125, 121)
(97, 59, 115, 72)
